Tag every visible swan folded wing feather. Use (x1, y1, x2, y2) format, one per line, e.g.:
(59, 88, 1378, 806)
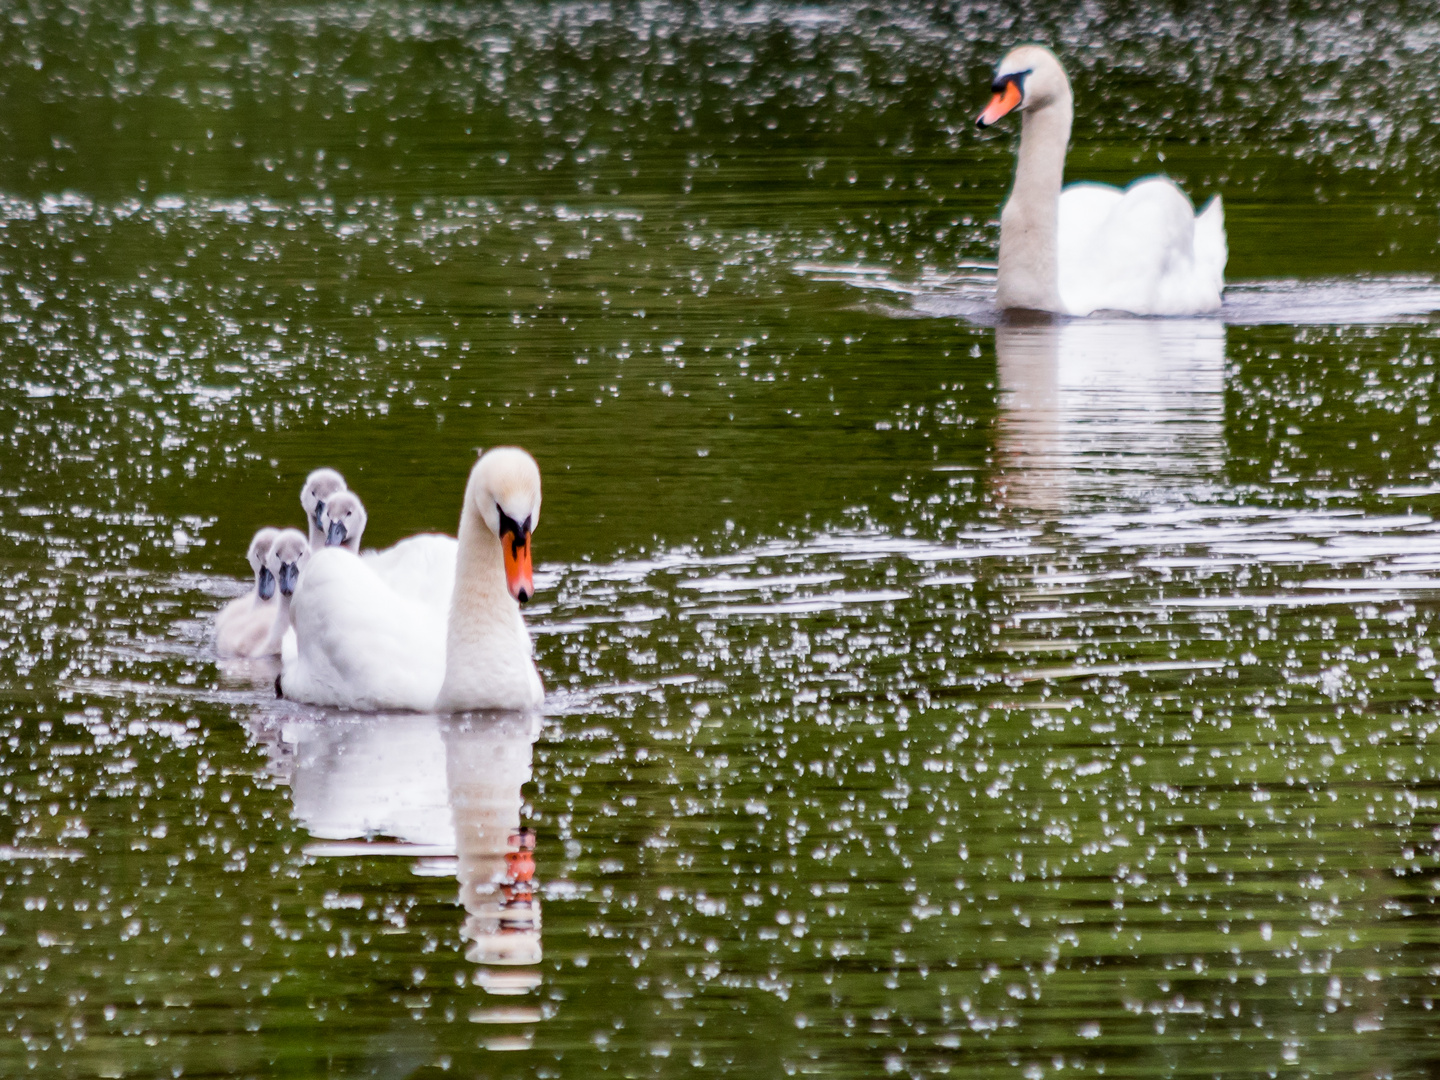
(284, 548, 447, 711)
(362, 534, 459, 617)
(1057, 182, 1123, 270)
(1193, 195, 1228, 297)
(1058, 177, 1221, 317)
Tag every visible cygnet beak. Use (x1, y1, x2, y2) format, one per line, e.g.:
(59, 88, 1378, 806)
(278, 561, 301, 597)
(326, 519, 348, 547)
(312, 500, 327, 532)
(500, 514, 534, 604)
(257, 565, 277, 601)
(977, 73, 1025, 129)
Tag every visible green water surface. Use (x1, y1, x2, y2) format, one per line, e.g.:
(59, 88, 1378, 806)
(4, 2, 1440, 1077)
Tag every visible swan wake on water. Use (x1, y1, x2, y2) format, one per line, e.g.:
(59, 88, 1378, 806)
(794, 263, 1440, 328)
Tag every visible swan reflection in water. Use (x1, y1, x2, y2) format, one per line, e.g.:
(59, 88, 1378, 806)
(991, 318, 1226, 509)
(249, 709, 544, 1044)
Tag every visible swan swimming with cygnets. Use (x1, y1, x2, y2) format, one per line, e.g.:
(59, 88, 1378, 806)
(276, 447, 544, 714)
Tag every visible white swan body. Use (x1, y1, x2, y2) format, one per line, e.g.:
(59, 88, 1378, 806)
(978, 45, 1226, 317)
(315, 489, 459, 616)
(363, 533, 458, 617)
(215, 527, 281, 658)
(282, 546, 448, 711)
(281, 447, 544, 713)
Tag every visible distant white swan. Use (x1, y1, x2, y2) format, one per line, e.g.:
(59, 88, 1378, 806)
(300, 468, 347, 550)
(279, 447, 544, 713)
(977, 45, 1227, 316)
(215, 527, 281, 658)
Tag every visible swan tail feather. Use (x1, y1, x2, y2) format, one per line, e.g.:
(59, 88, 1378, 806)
(1194, 195, 1228, 292)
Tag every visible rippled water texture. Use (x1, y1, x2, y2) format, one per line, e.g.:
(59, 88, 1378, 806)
(8, 2, 1440, 1077)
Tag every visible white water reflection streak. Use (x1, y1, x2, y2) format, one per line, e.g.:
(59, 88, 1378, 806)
(993, 319, 1226, 509)
(250, 709, 545, 1014)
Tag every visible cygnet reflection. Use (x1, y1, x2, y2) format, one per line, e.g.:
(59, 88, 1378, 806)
(249, 710, 543, 991)
(992, 318, 1226, 510)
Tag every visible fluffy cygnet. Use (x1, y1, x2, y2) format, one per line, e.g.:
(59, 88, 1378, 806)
(300, 468, 347, 550)
(320, 490, 368, 554)
(259, 528, 311, 658)
(215, 527, 282, 658)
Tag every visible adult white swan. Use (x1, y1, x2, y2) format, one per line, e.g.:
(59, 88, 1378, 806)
(278, 447, 543, 713)
(215, 527, 281, 657)
(977, 45, 1227, 317)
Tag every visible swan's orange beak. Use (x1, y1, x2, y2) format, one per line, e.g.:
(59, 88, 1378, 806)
(977, 79, 1023, 129)
(503, 527, 534, 604)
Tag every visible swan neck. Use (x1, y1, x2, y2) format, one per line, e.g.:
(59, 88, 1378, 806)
(263, 592, 292, 654)
(436, 495, 532, 708)
(996, 98, 1072, 313)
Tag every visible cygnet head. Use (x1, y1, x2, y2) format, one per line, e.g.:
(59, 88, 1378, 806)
(321, 490, 367, 553)
(299, 468, 347, 543)
(469, 446, 542, 604)
(976, 45, 1070, 129)
(264, 529, 310, 598)
(246, 526, 282, 600)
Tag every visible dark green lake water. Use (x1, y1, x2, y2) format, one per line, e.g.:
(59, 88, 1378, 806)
(6, 2, 1440, 1076)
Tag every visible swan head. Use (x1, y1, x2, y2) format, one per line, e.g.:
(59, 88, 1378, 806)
(265, 529, 310, 599)
(320, 490, 367, 553)
(977, 45, 1069, 129)
(469, 446, 542, 604)
(300, 468, 347, 542)
(246, 526, 282, 600)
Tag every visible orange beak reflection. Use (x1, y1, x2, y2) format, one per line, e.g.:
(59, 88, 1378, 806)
(977, 79, 1023, 128)
(503, 529, 534, 604)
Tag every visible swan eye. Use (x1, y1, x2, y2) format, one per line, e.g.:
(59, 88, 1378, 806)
(991, 69, 1030, 95)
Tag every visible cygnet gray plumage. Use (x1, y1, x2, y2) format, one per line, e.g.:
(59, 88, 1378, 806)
(300, 468, 347, 550)
(215, 527, 282, 658)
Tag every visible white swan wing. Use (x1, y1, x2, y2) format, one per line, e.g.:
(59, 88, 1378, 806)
(362, 534, 458, 616)
(281, 548, 447, 711)
(1056, 181, 1124, 303)
(1058, 177, 1226, 317)
(1193, 195, 1227, 297)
